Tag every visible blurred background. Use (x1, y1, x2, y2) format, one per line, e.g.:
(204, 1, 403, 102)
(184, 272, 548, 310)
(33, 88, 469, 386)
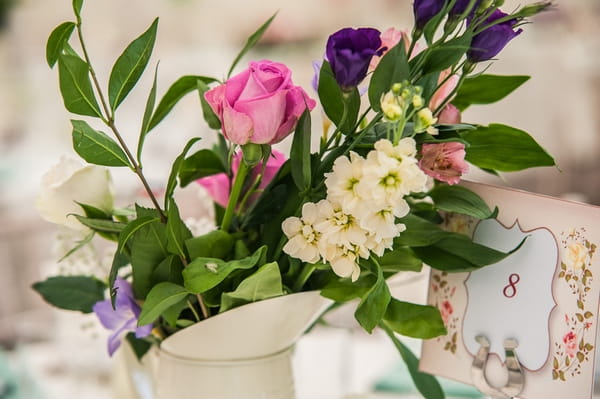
(0, 0, 599, 397)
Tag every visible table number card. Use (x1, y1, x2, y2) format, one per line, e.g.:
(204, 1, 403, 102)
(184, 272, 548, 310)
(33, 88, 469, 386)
(419, 181, 600, 399)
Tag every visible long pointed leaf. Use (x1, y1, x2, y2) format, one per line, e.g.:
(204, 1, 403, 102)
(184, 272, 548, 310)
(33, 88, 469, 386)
(108, 18, 158, 110)
(138, 282, 189, 325)
(46, 22, 76, 67)
(138, 63, 160, 163)
(71, 120, 131, 167)
(58, 54, 102, 117)
(227, 13, 277, 78)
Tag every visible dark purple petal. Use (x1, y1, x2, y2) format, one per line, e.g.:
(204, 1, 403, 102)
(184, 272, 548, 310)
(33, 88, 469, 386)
(450, 0, 480, 16)
(467, 9, 522, 62)
(326, 27, 383, 90)
(413, 0, 446, 30)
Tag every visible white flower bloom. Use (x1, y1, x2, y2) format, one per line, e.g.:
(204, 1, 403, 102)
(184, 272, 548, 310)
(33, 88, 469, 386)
(365, 234, 394, 257)
(374, 138, 417, 162)
(355, 200, 409, 239)
(36, 156, 114, 230)
(327, 243, 367, 282)
(324, 152, 365, 214)
(380, 91, 404, 121)
(314, 199, 367, 249)
(282, 202, 321, 264)
(414, 107, 438, 134)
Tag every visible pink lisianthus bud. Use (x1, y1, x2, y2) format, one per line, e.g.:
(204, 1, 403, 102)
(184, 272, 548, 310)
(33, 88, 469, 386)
(437, 104, 461, 124)
(370, 28, 422, 70)
(204, 60, 316, 145)
(418, 142, 468, 185)
(198, 150, 286, 208)
(429, 68, 459, 112)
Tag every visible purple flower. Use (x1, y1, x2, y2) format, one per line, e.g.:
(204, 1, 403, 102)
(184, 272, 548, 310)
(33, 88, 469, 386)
(467, 9, 522, 63)
(93, 277, 153, 356)
(311, 59, 323, 92)
(413, 0, 446, 30)
(450, 0, 479, 16)
(325, 27, 384, 91)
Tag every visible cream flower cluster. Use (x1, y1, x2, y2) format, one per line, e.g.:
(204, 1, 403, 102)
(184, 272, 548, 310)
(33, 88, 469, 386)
(380, 81, 438, 135)
(282, 138, 428, 281)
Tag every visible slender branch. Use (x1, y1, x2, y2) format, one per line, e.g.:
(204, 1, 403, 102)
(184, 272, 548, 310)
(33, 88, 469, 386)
(76, 20, 166, 223)
(221, 160, 250, 231)
(196, 294, 210, 319)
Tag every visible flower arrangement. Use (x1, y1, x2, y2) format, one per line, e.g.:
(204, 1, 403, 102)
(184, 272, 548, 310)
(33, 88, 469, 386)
(34, 0, 554, 396)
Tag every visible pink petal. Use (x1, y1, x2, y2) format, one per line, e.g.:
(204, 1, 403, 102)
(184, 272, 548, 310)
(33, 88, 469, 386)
(235, 91, 287, 144)
(198, 172, 231, 208)
(222, 100, 254, 144)
(224, 68, 251, 104)
(273, 88, 316, 143)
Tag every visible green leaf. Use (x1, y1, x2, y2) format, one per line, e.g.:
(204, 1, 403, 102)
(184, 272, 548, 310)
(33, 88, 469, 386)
(461, 124, 555, 171)
(46, 22, 76, 68)
(108, 18, 158, 110)
(58, 230, 95, 262)
(185, 230, 234, 260)
(198, 80, 221, 129)
(130, 208, 168, 298)
(384, 299, 447, 339)
(73, 215, 126, 233)
(138, 282, 189, 325)
(376, 247, 423, 273)
(178, 149, 226, 188)
(395, 214, 452, 247)
(369, 42, 410, 112)
(423, 6, 448, 45)
(76, 202, 111, 219)
(148, 76, 218, 132)
(413, 234, 524, 272)
(164, 137, 201, 209)
(227, 13, 277, 78)
(320, 275, 376, 302)
(165, 199, 192, 258)
(220, 262, 283, 312)
(183, 246, 267, 293)
(32, 276, 106, 313)
(117, 216, 160, 253)
(453, 75, 530, 111)
(290, 109, 312, 192)
(151, 255, 184, 286)
(317, 61, 360, 133)
(72, 0, 83, 19)
(137, 64, 159, 163)
(381, 324, 445, 399)
(108, 251, 130, 308)
(161, 297, 189, 328)
(58, 54, 102, 117)
(429, 184, 497, 219)
(421, 32, 473, 74)
(71, 120, 131, 167)
(354, 262, 391, 333)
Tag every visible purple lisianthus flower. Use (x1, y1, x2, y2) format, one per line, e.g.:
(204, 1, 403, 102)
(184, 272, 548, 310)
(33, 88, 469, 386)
(325, 27, 384, 91)
(450, 0, 480, 16)
(467, 9, 522, 63)
(413, 0, 446, 30)
(93, 277, 153, 356)
(311, 59, 323, 92)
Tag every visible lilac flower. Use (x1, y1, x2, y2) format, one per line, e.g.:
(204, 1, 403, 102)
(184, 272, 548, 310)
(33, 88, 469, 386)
(325, 27, 384, 91)
(467, 9, 522, 63)
(93, 277, 153, 356)
(413, 0, 446, 30)
(311, 59, 323, 92)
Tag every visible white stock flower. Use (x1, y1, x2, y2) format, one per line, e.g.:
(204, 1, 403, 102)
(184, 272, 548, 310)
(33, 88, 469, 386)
(36, 157, 114, 230)
(282, 202, 322, 264)
(328, 244, 367, 282)
(324, 152, 365, 214)
(314, 199, 367, 248)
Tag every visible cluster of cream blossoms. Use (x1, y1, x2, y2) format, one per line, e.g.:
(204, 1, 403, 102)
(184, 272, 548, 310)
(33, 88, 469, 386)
(282, 138, 428, 281)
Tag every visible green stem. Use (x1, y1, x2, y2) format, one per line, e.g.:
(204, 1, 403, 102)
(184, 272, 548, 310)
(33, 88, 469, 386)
(293, 263, 316, 292)
(187, 299, 201, 322)
(221, 160, 250, 231)
(319, 98, 349, 157)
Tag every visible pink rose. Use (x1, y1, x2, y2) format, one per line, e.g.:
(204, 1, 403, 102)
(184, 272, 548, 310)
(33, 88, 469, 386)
(204, 60, 316, 145)
(418, 142, 469, 185)
(198, 150, 286, 208)
(437, 104, 461, 124)
(429, 68, 459, 113)
(562, 331, 577, 358)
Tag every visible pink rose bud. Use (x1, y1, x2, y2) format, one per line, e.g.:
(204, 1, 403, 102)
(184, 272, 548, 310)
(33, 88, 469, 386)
(437, 104, 461, 124)
(418, 142, 469, 185)
(198, 150, 287, 208)
(429, 68, 459, 113)
(204, 60, 316, 145)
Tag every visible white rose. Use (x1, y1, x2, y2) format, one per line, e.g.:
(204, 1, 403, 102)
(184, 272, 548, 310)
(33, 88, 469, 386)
(36, 156, 114, 230)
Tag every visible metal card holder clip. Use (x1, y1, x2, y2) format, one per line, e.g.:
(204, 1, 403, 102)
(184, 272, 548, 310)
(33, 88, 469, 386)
(471, 335, 525, 399)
